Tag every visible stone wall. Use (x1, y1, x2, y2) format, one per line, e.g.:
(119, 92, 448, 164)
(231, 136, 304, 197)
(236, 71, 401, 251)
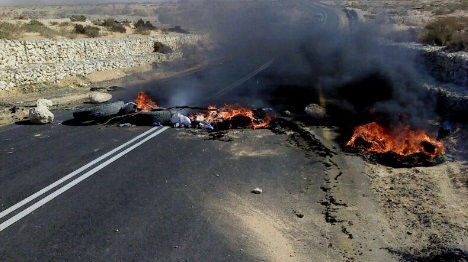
(387, 42, 468, 117)
(0, 34, 205, 90)
(388, 42, 468, 87)
(421, 49, 468, 87)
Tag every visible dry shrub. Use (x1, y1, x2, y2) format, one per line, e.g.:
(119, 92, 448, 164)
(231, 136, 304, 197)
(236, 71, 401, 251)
(134, 19, 156, 30)
(74, 24, 100, 38)
(59, 21, 72, 27)
(153, 41, 172, 54)
(134, 27, 151, 35)
(22, 19, 58, 38)
(0, 22, 23, 39)
(99, 18, 126, 33)
(70, 15, 86, 22)
(58, 27, 77, 39)
(446, 31, 468, 52)
(421, 16, 468, 46)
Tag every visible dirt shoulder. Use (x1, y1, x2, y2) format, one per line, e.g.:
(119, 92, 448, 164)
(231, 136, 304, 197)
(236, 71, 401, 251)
(297, 123, 468, 260)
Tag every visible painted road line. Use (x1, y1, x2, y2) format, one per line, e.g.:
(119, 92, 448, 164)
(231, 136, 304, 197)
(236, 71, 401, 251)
(0, 126, 162, 221)
(0, 126, 169, 232)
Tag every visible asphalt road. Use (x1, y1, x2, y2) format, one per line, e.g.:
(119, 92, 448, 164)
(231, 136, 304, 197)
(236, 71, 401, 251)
(0, 51, 319, 259)
(0, 2, 395, 261)
(0, 54, 400, 261)
(0, 109, 398, 262)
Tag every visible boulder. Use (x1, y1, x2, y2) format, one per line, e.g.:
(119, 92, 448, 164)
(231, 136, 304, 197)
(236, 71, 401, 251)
(305, 103, 326, 119)
(89, 92, 112, 104)
(29, 106, 54, 124)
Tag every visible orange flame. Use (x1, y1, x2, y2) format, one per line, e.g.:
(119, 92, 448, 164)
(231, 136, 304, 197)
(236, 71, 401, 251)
(135, 91, 157, 111)
(346, 122, 445, 160)
(190, 105, 273, 129)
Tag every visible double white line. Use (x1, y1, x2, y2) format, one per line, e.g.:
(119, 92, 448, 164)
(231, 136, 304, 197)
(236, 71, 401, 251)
(0, 126, 169, 232)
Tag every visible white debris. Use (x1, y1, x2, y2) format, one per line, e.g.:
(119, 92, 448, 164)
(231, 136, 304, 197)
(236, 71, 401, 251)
(171, 112, 191, 127)
(251, 187, 263, 194)
(29, 106, 54, 124)
(195, 114, 205, 122)
(118, 123, 133, 127)
(199, 122, 214, 130)
(89, 92, 112, 104)
(304, 103, 326, 119)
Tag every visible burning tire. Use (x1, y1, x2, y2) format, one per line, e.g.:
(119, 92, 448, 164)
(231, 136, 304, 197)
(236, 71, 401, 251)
(130, 110, 172, 126)
(73, 101, 125, 122)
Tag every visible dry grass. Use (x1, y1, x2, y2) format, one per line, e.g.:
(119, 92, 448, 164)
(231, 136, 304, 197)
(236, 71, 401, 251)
(0, 22, 24, 39)
(421, 16, 468, 47)
(22, 19, 59, 38)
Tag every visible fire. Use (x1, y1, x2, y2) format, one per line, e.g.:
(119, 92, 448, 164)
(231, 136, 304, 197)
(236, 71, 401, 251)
(135, 91, 157, 111)
(347, 121, 445, 160)
(191, 104, 273, 129)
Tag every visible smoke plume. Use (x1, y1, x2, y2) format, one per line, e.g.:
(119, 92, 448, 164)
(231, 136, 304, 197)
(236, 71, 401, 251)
(128, 1, 436, 127)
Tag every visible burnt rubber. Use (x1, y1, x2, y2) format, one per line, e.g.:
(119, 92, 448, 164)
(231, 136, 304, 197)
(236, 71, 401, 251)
(130, 110, 172, 126)
(73, 101, 125, 122)
(129, 108, 203, 126)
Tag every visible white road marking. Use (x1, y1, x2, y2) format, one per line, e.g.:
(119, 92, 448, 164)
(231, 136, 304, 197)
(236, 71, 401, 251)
(0, 126, 169, 232)
(0, 126, 160, 220)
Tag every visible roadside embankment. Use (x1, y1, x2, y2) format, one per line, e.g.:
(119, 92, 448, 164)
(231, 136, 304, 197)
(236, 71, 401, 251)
(417, 44, 468, 118)
(385, 41, 468, 118)
(0, 34, 207, 91)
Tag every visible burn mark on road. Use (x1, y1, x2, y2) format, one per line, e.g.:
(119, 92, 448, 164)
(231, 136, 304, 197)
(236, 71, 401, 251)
(334, 172, 343, 180)
(207, 130, 234, 142)
(272, 118, 363, 259)
(271, 118, 336, 158)
(386, 247, 468, 262)
(342, 225, 354, 239)
(319, 182, 347, 225)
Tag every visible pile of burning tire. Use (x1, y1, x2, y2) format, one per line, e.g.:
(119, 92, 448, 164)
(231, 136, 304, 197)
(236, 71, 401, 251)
(345, 121, 446, 167)
(72, 100, 274, 130)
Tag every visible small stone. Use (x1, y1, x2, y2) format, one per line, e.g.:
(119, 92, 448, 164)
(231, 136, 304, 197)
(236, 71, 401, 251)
(251, 187, 263, 194)
(304, 103, 326, 119)
(89, 92, 112, 103)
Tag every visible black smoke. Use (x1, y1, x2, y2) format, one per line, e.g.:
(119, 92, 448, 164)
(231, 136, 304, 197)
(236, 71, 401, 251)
(121, 1, 436, 128)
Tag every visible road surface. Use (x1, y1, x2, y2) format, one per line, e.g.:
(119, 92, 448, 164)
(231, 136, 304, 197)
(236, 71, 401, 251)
(1, 2, 467, 261)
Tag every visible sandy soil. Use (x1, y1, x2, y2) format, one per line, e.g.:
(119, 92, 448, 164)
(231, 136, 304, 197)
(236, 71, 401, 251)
(300, 123, 468, 260)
